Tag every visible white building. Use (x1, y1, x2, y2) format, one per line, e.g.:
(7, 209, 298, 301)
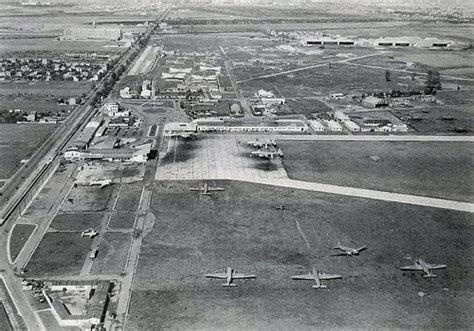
(308, 120, 326, 132)
(120, 87, 133, 99)
(326, 120, 343, 132)
(344, 120, 360, 132)
(164, 122, 198, 138)
(334, 111, 350, 122)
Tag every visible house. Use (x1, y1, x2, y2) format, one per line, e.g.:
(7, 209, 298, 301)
(362, 96, 388, 109)
(309, 119, 326, 132)
(344, 120, 360, 132)
(325, 120, 343, 132)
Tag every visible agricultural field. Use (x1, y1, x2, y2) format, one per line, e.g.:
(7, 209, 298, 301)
(9, 224, 36, 262)
(49, 213, 104, 231)
(129, 181, 473, 330)
(0, 123, 55, 179)
(279, 141, 473, 202)
(91, 232, 132, 275)
(26, 232, 92, 276)
(108, 213, 136, 229)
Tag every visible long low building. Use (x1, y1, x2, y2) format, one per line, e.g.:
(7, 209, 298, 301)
(195, 119, 309, 133)
(64, 144, 151, 163)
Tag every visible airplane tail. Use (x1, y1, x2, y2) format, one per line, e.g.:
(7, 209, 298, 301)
(222, 284, 237, 287)
(312, 285, 327, 289)
(423, 273, 437, 278)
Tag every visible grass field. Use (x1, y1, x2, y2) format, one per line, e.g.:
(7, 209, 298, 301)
(115, 183, 143, 212)
(9, 224, 35, 262)
(279, 141, 473, 202)
(0, 302, 12, 331)
(49, 213, 104, 231)
(91, 232, 132, 275)
(27, 232, 92, 276)
(108, 213, 136, 229)
(128, 180, 472, 330)
(60, 185, 114, 212)
(0, 123, 55, 179)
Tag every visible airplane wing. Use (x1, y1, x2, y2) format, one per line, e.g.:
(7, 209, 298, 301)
(331, 252, 349, 256)
(357, 246, 367, 252)
(205, 273, 227, 279)
(318, 273, 342, 280)
(209, 187, 225, 191)
(426, 263, 447, 270)
(400, 265, 423, 271)
(232, 273, 256, 279)
(189, 188, 202, 191)
(292, 274, 314, 280)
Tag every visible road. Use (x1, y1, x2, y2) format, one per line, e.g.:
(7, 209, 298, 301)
(270, 134, 474, 142)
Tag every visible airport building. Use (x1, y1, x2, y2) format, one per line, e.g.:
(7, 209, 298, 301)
(195, 119, 309, 133)
(164, 122, 199, 137)
(325, 120, 343, 132)
(64, 144, 151, 163)
(308, 119, 326, 132)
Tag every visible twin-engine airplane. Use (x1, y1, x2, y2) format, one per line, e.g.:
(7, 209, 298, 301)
(292, 267, 342, 289)
(331, 243, 367, 256)
(205, 267, 256, 287)
(400, 258, 447, 278)
(189, 183, 225, 195)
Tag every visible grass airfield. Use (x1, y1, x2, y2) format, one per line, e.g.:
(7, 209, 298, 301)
(128, 180, 473, 330)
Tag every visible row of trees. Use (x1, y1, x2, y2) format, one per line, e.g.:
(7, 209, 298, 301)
(384, 70, 442, 95)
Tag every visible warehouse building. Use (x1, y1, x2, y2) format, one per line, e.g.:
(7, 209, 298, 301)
(308, 119, 326, 132)
(325, 120, 343, 132)
(362, 96, 388, 109)
(344, 120, 361, 132)
(196, 119, 308, 133)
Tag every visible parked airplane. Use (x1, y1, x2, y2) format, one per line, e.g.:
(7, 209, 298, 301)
(400, 258, 447, 278)
(89, 180, 112, 188)
(250, 148, 283, 159)
(331, 243, 367, 256)
(292, 267, 342, 289)
(273, 204, 287, 210)
(205, 267, 256, 287)
(81, 229, 99, 238)
(247, 139, 276, 149)
(189, 183, 224, 195)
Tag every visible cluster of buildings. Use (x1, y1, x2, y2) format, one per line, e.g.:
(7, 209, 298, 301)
(64, 102, 151, 163)
(310, 110, 408, 133)
(250, 89, 286, 116)
(42, 280, 112, 329)
(0, 57, 107, 82)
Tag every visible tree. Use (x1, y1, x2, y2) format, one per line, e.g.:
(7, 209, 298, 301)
(425, 70, 442, 94)
(385, 71, 391, 82)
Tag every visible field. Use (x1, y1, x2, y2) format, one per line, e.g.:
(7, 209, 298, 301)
(60, 185, 114, 212)
(279, 141, 473, 202)
(115, 183, 143, 212)
(91, 232, 132, 275)
(0, 302, 12, 331)
(280, 142, 474, 201)
(26, 232, 92, 276)
(0, 123, 55, 179)
(108, 213, 136, 229)
(9, 224, 36, 262)
(128, 180, 473, 330)
(49, 212, 104, 231)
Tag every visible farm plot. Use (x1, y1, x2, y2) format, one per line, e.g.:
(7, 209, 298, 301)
(26, 232, 92, 277)
(129, 181, 473, 330)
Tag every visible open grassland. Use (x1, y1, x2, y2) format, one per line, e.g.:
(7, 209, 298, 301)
(9, 224, 35, 262)
(115, 183, 143, 212)
(27, 232, 92, 276)
(91, 232, 132, 275)
(0, 302, 12, 331)
(129, 180, 473, 330)
(49, 213, 104, 231)
(279, 141, 473, 202)
(108, 213, 136, 229)
(0, 123, 55, 179)
(60, 185, 114, 213)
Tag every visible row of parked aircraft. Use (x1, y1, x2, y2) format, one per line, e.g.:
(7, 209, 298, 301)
(247, 139, 284, 160)
(207, 258, 447, 289)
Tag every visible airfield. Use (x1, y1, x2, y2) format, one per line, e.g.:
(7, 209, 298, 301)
(128, 180, 473, 330)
